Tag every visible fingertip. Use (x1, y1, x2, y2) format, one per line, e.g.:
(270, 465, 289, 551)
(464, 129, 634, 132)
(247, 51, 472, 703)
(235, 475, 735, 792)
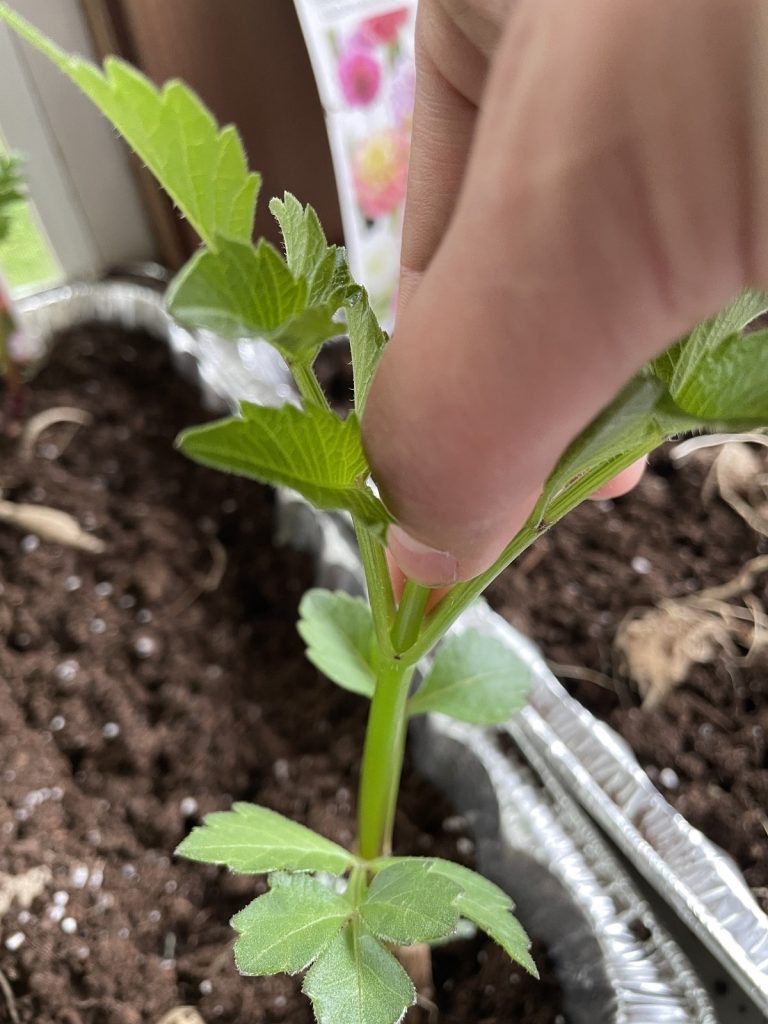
(387, 524, 460, 587)
(590, 457, 646, 500)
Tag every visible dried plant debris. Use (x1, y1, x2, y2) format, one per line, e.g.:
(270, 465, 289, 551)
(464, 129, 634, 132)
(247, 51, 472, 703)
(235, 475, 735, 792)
(18, 405, 92, 462)
(615, 555, 768, 708)
(156, 1010, 207, 1024)
(0, 499, 106, 554)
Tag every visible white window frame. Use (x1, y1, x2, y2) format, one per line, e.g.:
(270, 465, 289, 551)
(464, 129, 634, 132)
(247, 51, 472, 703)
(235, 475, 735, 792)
(0, 0, 153, 283)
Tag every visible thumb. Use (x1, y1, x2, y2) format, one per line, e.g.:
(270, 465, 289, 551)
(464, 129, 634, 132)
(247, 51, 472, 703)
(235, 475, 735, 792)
(363, 0, 766, 585)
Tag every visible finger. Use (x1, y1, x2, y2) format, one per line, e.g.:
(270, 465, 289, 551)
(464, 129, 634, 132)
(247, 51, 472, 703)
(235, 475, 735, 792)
(397, 2, 484, 311)
(365, 0, 765, 586)
(590, 459, 646, 501)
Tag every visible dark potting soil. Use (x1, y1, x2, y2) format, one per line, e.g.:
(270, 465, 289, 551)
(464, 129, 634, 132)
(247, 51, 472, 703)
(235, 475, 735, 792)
(0, 326, 564, 1024)
(488, 449, 768, 913)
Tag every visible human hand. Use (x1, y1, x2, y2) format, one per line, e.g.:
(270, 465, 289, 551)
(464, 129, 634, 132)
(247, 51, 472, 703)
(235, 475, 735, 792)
(363, 0, 768, 585)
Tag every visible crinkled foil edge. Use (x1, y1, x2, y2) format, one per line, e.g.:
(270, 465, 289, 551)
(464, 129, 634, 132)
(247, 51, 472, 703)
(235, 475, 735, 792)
(17, 278, 719, 1021)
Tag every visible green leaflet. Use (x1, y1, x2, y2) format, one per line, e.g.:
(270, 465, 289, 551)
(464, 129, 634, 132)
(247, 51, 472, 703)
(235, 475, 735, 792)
(373, 857, 538, 977)
(298, 590, 377, 698)
(270, 193, 354, 306)
(175, 802, 357, 875)
(428, 860, 537, 977)
(407, 630, 531, 724)
(167, 236, 343, 359)
(540, 289, 768, 523)
(651, 288, 768, 391)
(303, 925, 415, 1024)
(270, 194, 387, 413)
(346, 287, 389, 415)
(360, 861, 461, 944)
(0, 4, 259, 248)
(177, 402, 392, 533)
(232, 873, 351, 976)
(670, 329, 768, 421)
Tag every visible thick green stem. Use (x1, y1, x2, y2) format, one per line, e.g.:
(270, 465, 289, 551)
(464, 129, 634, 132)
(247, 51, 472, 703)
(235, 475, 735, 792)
(291, 359, 330, 410)
(357, 576, 429, 860)
(357, 656, 415, 860)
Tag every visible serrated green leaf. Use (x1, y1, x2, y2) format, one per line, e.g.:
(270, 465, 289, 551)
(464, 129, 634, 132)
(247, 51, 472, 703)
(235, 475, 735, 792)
(346, 287, 388, 414)
(360, 861, 461, 944)
(177, 402, 391, 532)
(430, 861, 536, 976)
(303, 924, 415, 1024)
(0, 4, 259, 248)
(372, 858, 537, 977)
(669, 329, 768, 421)
(167, 237, 342, 358)
(232, 872, 351, 976)
(407, 630, 531, 724)
(651, 288, 768, 391)
(298, 590, 377, 698)
(175, 802, 356, 875)
(270, 193, 354, 307)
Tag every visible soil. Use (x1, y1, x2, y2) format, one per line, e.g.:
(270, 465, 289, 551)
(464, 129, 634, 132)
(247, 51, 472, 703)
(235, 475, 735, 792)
(0, 326, 564, 1024)
(487, 448, 768, 913)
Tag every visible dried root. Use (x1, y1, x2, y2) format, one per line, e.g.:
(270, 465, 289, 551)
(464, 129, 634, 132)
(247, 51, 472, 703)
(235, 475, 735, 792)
(18, 405, 92, 461)
(0, 968, 20, 1024)
(0, 499, 106, 554)
(615, 555, 768, 709)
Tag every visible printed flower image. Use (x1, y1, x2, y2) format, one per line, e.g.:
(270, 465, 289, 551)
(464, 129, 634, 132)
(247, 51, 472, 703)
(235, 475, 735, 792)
(360, 9, 410, 45)
(352, 128, 410, 220)
(338, 45, 381, 107)
(389, 58, 415, 125)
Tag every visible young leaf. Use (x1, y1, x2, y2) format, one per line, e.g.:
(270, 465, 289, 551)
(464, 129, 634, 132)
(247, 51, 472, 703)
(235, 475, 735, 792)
(303, 924, 415, 1024)
(175, 802, 356, 875)
(360, 861, 461, 944)
(426, 860, 537, 976)
(270, 193, 354, 306)
(167, 237, 342, 358)
(346, 288, 388, 415)
(298, 590, 377, 698)
(177, 403, 392, 533)
(232, 872, 351, 976)
(666, 329, 768, 421)
(0, 4, 259, 249)
(651, 288, 768, 391)
(407, 630, 531, 724)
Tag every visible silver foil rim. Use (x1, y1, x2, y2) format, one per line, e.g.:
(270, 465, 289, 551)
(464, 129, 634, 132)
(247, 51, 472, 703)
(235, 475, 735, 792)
(458, 602, 768, 1016)
(16, 278, 717, 1021)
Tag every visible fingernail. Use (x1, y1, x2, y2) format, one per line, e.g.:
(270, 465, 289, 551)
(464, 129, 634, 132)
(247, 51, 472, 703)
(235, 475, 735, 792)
(387, 525, 459, 586)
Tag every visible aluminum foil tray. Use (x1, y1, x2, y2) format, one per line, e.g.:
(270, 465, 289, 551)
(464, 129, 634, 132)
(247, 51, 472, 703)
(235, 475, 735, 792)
(17, 278, 718, 1021)
(451, 602, 768, 1016)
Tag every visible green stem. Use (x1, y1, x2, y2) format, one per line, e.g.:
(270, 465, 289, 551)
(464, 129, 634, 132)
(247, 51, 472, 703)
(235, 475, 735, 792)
(391, 580, 430, 653)
(291, 359, 330, 410)
(354, 520, 396, 657)
(357, 655, 415, 860)
(357, 579, 429, 859)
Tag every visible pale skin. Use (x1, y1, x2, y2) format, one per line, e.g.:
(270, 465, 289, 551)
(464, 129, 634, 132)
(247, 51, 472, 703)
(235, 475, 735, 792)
(362, 0, 768, 586)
